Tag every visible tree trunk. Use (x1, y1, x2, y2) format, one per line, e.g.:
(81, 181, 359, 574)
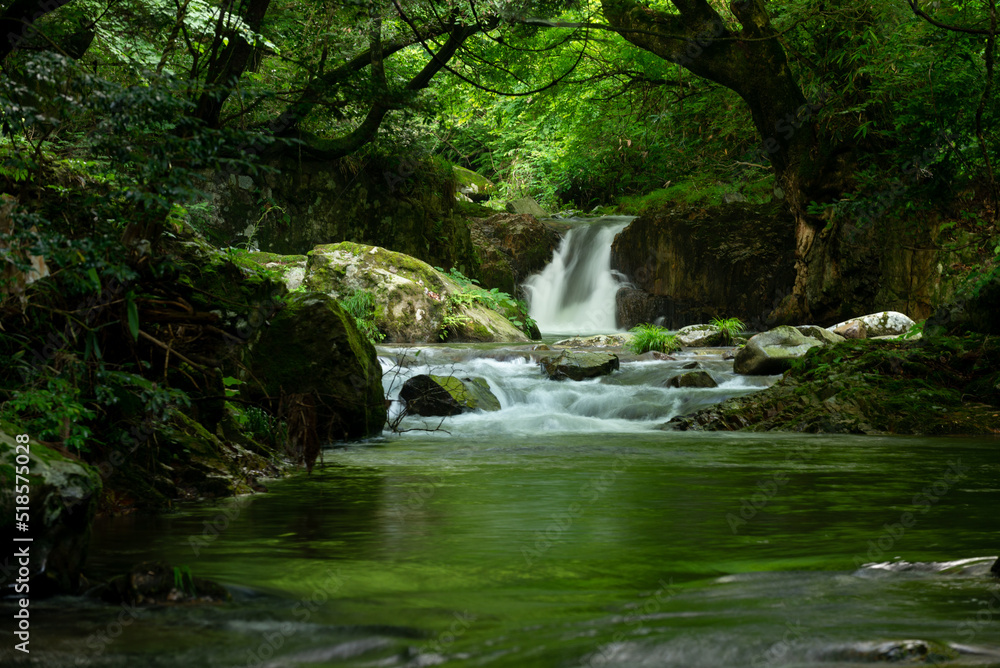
(600, 0, 857, 322)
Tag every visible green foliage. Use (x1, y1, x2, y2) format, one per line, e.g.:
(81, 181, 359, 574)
(232, 403, 287, 448)
(440, 267, 537, 336)
(222, 376, 244, 398)
(627, 324, 679, 354)
(710, 316, 746, 345)
(172, 565, 196, 596)
(0, 377, 95, 454)
(339, 288, 385, 344)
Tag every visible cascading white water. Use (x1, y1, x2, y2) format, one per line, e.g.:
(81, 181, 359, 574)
(522, 216, 633, 336)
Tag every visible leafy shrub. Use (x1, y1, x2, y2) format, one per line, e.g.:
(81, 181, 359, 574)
(339, 288, 384, 344)
(627, 323, 679, 354)
(440, 267, 537, 337)
(710, 316, 746, 345)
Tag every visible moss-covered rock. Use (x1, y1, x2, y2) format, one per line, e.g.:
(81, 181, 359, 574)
(243, 291, 386, 446)
(453, 166, 495, 203)
(666, 336, 1000, 435)
(828, 311, 916, 338)
(796, 325, 846, 345)
(676, 324, 724, 347)
(667, 371, 718, 388)
(0, 433, 101, 594)
(400, 374, 501, 416)
(304, 241, 529, 343)
(553, 334, 632, 348)
(541, 351, 620, 381)
(734, 326, 825, 375)
(96, 561, 231, 605)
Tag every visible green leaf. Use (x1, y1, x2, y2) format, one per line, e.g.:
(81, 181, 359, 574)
(126, 296, 140, 340)
(88, 267, 101, 295)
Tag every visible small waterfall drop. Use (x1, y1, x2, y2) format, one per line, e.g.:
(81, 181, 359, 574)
(523, 216, 632, 335)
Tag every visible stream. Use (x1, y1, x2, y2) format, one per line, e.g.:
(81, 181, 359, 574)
(10, 218, 1000, 667)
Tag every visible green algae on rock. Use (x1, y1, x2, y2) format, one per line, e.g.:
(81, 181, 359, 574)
(666, 336, 1000, 435)
(304, 242, 529, 343)
(541, 351, 621, 381)
(400, 374, 501, 416)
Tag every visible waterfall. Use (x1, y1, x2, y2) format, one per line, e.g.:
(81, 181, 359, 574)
(523, 216, 632, 336)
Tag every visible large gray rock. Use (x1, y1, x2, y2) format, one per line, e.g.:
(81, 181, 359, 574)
(676, 324, 722, 347)
(553, 334, 631, 348)
(667, 371, 718, 388)
(734, 326, 823, 375)
(304, 242, 528, 343)
(505, 197, 548, 218)
(796, 325, 846, 345)
(0, 434, 102, 594)
(400, 375, 501, 416)
(827, 311, 915, 338)
(541, 351, 620, 381)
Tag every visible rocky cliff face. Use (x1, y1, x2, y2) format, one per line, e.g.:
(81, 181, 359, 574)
(206, 156, 478, 276)
(468, 213, 560, 296)
(610, 202, 797, 329)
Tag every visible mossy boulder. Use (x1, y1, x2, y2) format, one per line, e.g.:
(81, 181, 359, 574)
(553, 334, 632, 348)
(666, 336, 1000, 435)
(0, 433, 101, 594)
(240, 251, 308, 290)
(304, 241, 529, 343)
(734, 326, 825, 375)
(796, 325, 846, 345)
(243, 291, 386, 441)
(541, 351, 620, 381)
(400, 375, 501, 416)
(676, 324, 724, 347)
(453, 166, 495, 203)
(667, 370, 718, 388)
(505, 197, 548, 217)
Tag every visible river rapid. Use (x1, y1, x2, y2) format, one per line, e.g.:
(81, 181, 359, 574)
(10, 217, 1000, 667)
(16, 342, 1000, 668)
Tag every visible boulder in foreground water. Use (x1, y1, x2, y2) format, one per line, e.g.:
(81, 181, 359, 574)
(667, 370, 718, 388)
(541, 351, 620, 381)
(401, 374, 501, 416)
(734, 326, 824, 375)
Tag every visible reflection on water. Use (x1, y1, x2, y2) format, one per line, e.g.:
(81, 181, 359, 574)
(7, 345, 1000, 667)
